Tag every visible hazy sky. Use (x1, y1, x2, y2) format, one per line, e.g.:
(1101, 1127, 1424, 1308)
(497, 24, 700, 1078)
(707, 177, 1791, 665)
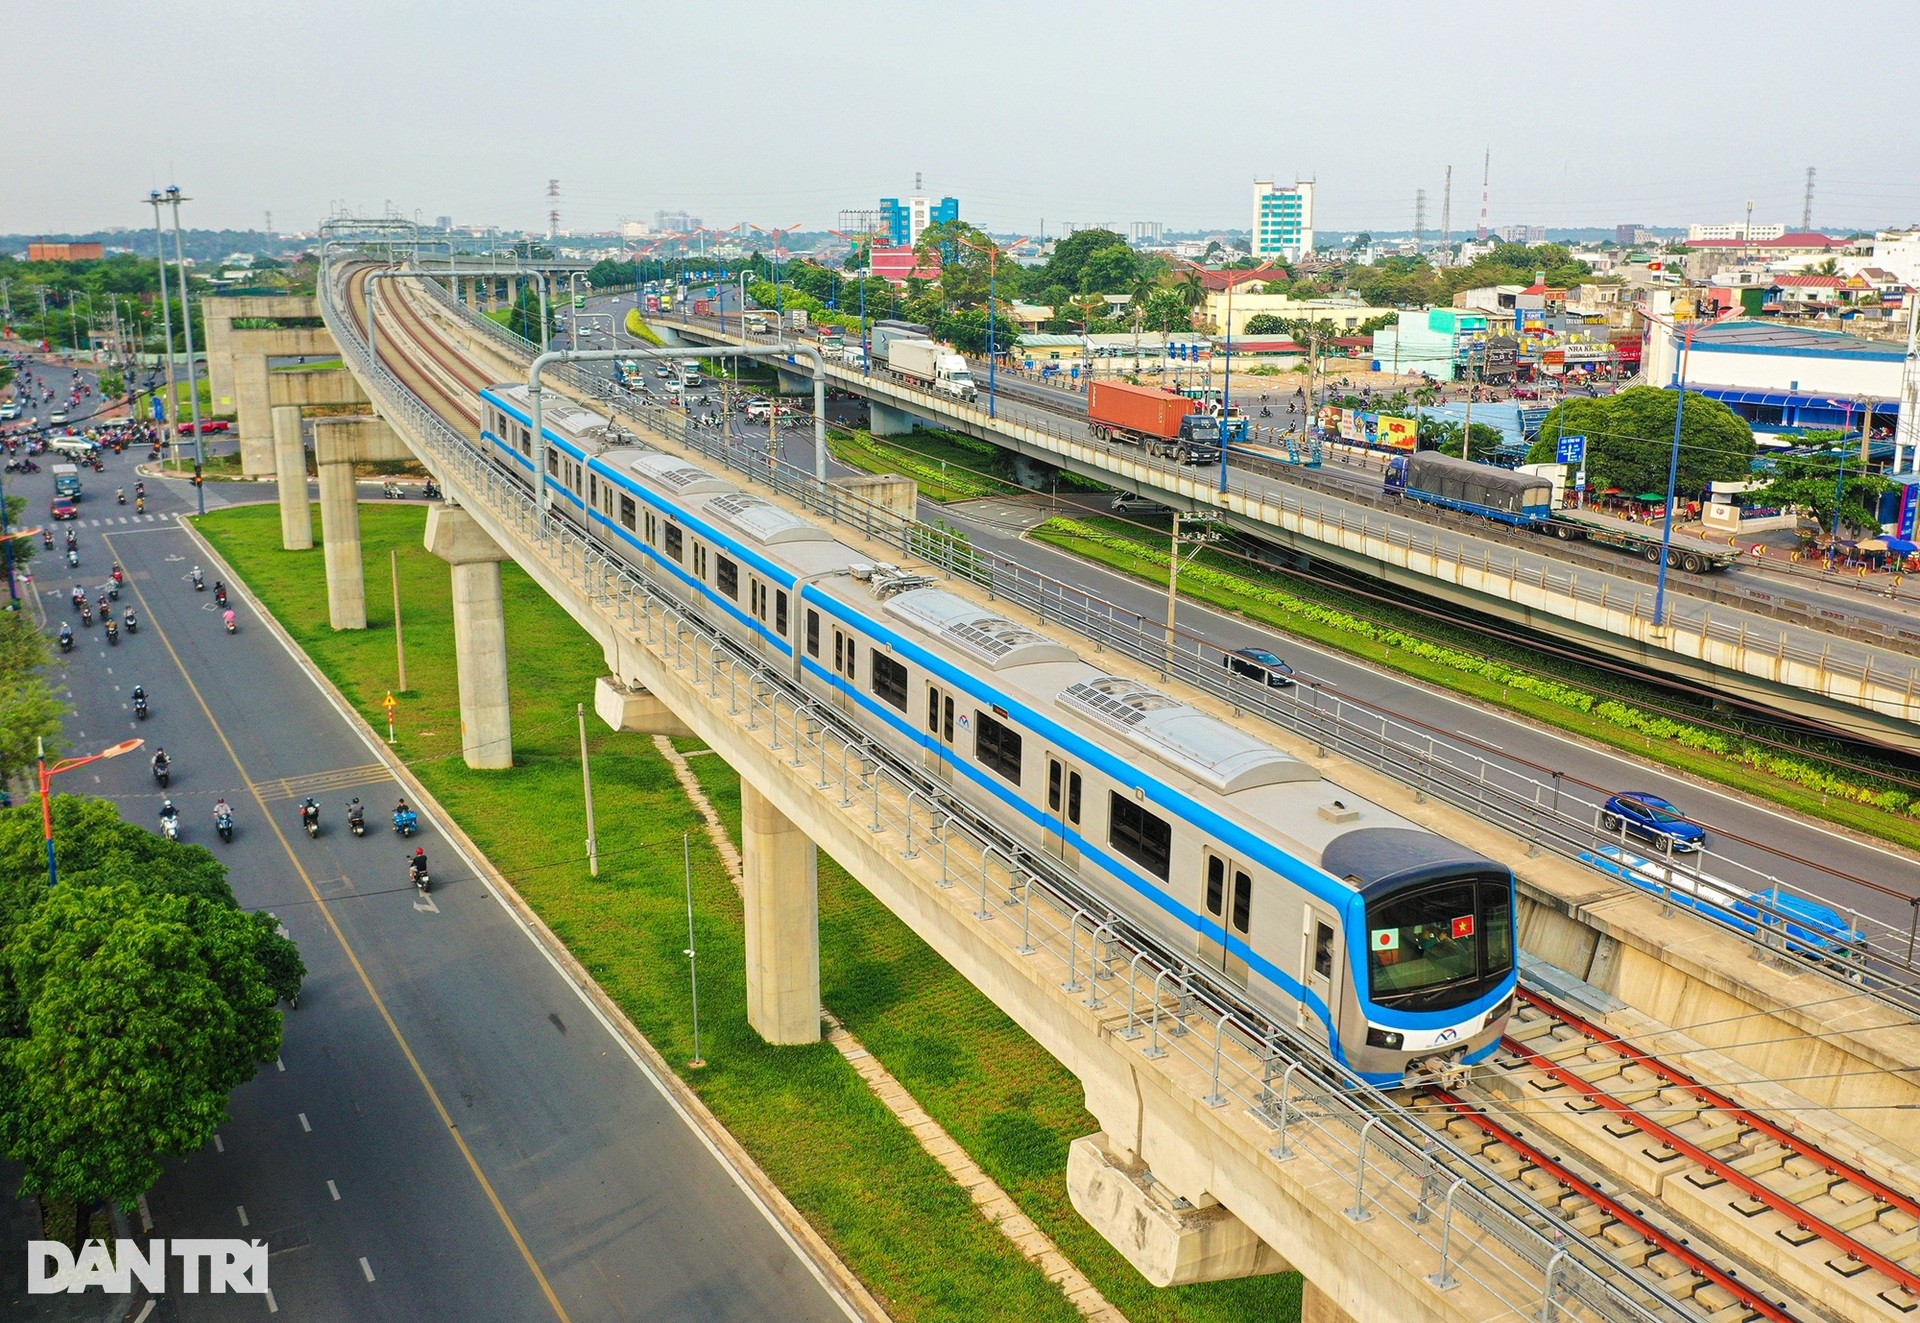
(15, 0, 1920, 238)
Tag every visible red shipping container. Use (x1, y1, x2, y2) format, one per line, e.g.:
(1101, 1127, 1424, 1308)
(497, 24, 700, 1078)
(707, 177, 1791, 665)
(1088, 381, 1200, 442)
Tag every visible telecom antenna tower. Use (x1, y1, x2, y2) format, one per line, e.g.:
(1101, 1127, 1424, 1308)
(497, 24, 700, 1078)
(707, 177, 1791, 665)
(1414, 189, 1427, 246)
(1476, 149, 1490, 241)
(1802, 167, 1816, 231)
(1440, 165, 1452, 248)
(547, 178, 561, 239)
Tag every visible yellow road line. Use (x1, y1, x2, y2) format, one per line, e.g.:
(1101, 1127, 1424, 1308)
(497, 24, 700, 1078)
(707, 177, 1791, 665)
(108, 530, 573, 1323)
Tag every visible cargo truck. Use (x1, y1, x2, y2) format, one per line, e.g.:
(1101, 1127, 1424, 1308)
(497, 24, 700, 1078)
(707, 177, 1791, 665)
(1086, 381, 1246, 465)
(1384, 452, 1736, 573)
(885, 337, 977, 401)
(870, 320, 931, 360)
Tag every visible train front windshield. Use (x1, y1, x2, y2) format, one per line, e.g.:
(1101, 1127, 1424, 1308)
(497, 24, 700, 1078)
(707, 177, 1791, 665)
(1366, 878, 1512, 1012)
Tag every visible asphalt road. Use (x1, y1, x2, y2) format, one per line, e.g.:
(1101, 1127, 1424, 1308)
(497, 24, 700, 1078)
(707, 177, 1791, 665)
(10, 453, 856, 1322)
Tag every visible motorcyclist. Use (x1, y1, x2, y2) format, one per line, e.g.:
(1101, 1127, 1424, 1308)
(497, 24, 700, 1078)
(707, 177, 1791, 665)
(347, 797, 366, 831)
(151, 748, 170, 776)
(408, 846, 429, 885)
(223, 607, 237, 633)
(116, 486, 125, 504)
(57, 622, 73, 650)
(124, 607, 138, 631)
(158, 799, 179, 832)
(299, 797, 320, 830)
(111, 564, 123, 585)
(213, 581, 227, 606)
(213, 797, 233, 827)
(192, 565, 204, 589)
(134, 481, 145, 499)
(131, 683, 147, 714)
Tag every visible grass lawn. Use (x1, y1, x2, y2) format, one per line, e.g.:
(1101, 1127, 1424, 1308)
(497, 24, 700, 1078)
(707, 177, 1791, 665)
(199, 501, 1299, 1323)
(830, 429, 1020, 503)
(1031, 514, 1920, 854)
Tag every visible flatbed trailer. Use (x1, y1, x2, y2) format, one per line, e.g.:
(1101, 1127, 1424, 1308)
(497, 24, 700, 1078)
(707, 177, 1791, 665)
(1549, 509, 1738, 574)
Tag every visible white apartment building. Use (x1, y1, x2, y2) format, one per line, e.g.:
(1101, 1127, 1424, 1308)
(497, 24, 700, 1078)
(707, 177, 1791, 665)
(1251, 180, 1315, 261)
(1687, 222, 1786, 242)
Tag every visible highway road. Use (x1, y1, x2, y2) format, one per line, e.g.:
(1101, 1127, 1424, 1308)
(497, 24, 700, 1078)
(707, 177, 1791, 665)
(7, 448, 858, 1321)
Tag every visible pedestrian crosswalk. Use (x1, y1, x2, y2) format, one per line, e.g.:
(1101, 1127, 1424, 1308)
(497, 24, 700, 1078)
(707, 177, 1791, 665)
(72, 512, 178, 527)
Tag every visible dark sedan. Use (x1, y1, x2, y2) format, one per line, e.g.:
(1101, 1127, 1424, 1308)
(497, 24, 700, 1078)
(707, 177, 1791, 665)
(1223, 647, 1295, 687)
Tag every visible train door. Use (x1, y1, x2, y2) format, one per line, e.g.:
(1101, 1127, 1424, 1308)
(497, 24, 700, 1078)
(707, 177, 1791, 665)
(1043, 754, 1083, 867)
(924, 683, 956, 783)
(1199, 851, 1251, 983)
(831, 626, 857, 714)
(1298, 903, 1340, 1046)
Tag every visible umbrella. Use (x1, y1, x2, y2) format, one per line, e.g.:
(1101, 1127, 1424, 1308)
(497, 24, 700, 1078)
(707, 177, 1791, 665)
(1857, 538, 1889, 552)
(1885, 538, 1919, 554)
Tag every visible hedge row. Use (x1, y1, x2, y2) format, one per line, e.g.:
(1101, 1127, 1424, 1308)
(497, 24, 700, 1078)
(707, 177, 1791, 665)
(1040, 518, 1919, 819)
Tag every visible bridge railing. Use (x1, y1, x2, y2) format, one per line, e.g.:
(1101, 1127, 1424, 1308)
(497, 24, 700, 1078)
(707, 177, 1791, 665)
(326, 259, 1693, 1323)
(415, 268, 1920, 1002)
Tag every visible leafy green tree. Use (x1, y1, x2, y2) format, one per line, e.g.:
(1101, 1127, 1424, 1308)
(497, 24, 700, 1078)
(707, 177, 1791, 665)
(1525, 387, 1754, 496)
(1138, 288, 1195, 334)
(1243, 314, 1292, 336)
(0, 797, 302, 1240)
(1077, 243, 1139, 293)
(1035, 228, 1130, 294)
(0, 612, 61, 787)
(1749, 450, 1892, 537)
(1417, 418, 1505, 458)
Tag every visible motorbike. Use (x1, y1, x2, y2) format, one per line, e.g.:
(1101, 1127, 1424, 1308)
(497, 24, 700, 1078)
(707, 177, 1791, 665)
(133, 693, 148, 719)
(215, 811, 234, 843)
(152, 761, 170, 789)
(409, 857, 431, 893)
(214, 585, 227, 607)
(135, 496, 145, 513)
(381, 481, 404, 499)
(66, 548, 78, 567)
(192, 569, 205, 591)
(348, 807, 367, 837)
(224, 610, 237, 634)
(40, 530, 52, 550)
(124, 611, 138, 634)
(392, 808, 419, 838)
(116, 489, 125, 505)
(57, 630, 73, 653)
(160, 813, 180, 842)
(107, 582, 118, 601)
(79, 603, 92, 626)
(422, 480, 441, 500)
(300, 804, 320, 838)
(104, 619, 118, 646)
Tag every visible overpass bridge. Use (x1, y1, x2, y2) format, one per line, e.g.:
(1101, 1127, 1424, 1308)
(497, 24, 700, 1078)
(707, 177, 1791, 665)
(649, 314, 1920, 747)
(288, 253, 1920, 1323)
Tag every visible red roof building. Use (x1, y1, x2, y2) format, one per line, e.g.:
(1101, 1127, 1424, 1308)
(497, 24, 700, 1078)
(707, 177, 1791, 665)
(1770, 274, 1846, 288)
(1188, 263, 1290, 292)
(870, 244, 940, 287)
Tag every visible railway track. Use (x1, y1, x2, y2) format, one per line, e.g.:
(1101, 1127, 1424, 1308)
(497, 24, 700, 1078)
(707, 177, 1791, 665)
(358, 266, 1920, 1323)
(1424, 985, 1920, 1322)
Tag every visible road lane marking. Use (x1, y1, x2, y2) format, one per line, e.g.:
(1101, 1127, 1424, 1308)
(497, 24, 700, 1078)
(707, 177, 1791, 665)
(265, 1289, 278, 1314)
(133, 1302, 156, 1323)
(237, 1205, 249, 1227)
(276, 1056, 285, 1072)
(360, 1257, 375, 1282)
(113, 531, 576, 1323)
(328, 1180, 341, 1201)
(298, 1112, 311, 1133)
(213, 1133, 224, 1153)
(136, 1194, 152, 1232)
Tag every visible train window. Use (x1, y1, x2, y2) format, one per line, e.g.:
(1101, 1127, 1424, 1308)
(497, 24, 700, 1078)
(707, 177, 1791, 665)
(871, 653, 908, 711)
(645, 512, 657, 544)
(1047, 761, 1062, 812)
(775, 591, 788, 636)
(1109, 794, 1171, 881)
(619, 494, 636, 531)
(1231, 870, 1252, 935)
(750, 580, 765, 620)
(842, 635, 856, 679)
(1314, 923, 1334, 978)
(1067, 772, 1082, 826)
(1205, 856, 1224, 916)
(664, 523, 683, 562)
(973, 713, 1022, 785)
(833, 630, 844, 674)
(806, 610, 820, 657)
(928, 688, 940, 734)
(716, 556, 738, 599)
(545, 448, 560, 478)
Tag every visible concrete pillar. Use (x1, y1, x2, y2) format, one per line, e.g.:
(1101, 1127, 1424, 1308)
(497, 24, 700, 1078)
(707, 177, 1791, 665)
(425, 506, 513, 770)
(1300, 1282, 1358, 1323)
(272, 406, 312, 551)
(774, 367, 811, 395)
(830, 473, 918, 526)
(317, 460, 366, 630)
(593, 676, 695, 736)
(741, 781, 820, 1044)
(234, 349, 275, 476)
(203, 301, 235, 409)
(507, 275, 520, 306)
(869, 401, 918, 437)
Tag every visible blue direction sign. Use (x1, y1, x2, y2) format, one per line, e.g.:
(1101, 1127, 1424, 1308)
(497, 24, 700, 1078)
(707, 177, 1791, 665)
(1556, 433, 1587, 465)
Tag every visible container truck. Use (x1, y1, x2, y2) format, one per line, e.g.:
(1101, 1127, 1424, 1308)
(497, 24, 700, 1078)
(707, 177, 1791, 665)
(885, 337, 977, 401)
(1384, 452, 1736, 573)
(1087, 381, 1243, 464)
(870, 320, 931, 359)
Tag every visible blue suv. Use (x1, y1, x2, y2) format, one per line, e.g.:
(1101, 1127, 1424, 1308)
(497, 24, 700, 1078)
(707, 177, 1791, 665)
(1600, 793, 1706, 852)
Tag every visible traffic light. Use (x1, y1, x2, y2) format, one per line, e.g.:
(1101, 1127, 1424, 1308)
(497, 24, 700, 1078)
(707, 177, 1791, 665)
(192, 463, 203, 488)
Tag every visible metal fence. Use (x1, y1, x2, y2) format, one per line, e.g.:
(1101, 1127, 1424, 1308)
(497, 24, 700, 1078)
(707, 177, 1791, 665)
(324, 256, 1709, 1323)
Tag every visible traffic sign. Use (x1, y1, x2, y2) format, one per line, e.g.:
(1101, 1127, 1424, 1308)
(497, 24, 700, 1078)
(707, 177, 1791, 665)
(1556, 433, 1587, 465)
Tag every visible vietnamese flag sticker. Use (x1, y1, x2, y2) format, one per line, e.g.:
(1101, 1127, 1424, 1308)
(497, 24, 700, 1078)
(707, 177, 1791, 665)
(1371, 929, 1399, 952)
(1452, 915, 1476, 939)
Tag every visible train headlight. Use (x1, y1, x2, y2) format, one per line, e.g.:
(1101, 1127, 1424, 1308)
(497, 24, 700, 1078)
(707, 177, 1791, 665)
(1365, 1027, 1404, 1050)
(1485, 995, 1515, 1027)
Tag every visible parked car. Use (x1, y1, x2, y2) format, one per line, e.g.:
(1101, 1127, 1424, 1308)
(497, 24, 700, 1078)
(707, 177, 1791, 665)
(50, 496, 77, 520)
(47, 408, 67, 425)
(179, 420, 232, 435)
(1600, 793, 1706, 852)
(1223, 647, 1295, 687)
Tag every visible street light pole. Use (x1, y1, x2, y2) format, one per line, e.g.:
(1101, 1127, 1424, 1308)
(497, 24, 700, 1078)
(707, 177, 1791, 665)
(38, 736, 144, 887)
(1652, 319, 1697, 629)
(146, 195, 180, 469)
(164, 186, 207, 515)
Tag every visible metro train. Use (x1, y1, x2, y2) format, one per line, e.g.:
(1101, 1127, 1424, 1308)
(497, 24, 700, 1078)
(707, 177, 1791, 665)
(478, 383, 1516, 1084)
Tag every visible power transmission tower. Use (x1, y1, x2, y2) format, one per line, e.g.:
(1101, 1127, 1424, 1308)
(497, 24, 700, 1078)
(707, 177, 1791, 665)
(1476, 148, 1490, 241)
(547, 178, 561, 239)
(1414, 190, 1427, 247)
(1440, 165, 1452, 250)
(1802, 167, 1816, 231)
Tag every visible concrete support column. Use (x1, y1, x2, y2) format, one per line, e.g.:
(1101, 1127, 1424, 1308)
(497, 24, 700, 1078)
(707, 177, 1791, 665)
(426, 506, 513, 770)
(317, 460, 365, 629)
(741, 780, 820, 1044)
(869, 400, 918, 437)
(234, 350, 275, 475)
(272, 405, 312, 550)
(507, 275, 520, 306)
(1300, 1282, 1358, 1323)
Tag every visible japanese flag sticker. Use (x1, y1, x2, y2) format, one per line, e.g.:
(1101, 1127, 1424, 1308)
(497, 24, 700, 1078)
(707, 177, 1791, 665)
(1371, 929, 1399, 952)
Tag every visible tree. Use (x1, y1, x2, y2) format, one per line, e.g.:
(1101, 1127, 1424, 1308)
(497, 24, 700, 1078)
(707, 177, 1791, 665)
(1077, 242, 1139, 293)
(1138, 288, 1195, 334)
(1748, 449, 1893, 537)
(1525, 387, 1755, 496)
(1037, 228, 1130, 294)
(1243, 314, 1292, 337)
(0, 612, 62, 788)
(1418, 418, 1505, 458)
(0, 797, 303, 1241)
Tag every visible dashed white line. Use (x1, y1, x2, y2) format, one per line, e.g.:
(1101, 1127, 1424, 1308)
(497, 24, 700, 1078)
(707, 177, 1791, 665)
(213, 1133, 224, 1153)
(298, 1112, 311, 1133)
(327, 1179, 341, 1201)
(276, 1056, 285, 1072)
(237, 1205, 249, 1227)
(136, 1194, 152, 1232)
(133, 1302, 156, 1323)
(264, 1288, 279, 1314)
(359, 1256, 375, 1282)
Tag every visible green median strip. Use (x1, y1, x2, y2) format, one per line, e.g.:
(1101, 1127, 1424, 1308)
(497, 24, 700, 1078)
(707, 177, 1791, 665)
(830, 429, 1016, 503)
(1030, 514, 1920, 855)
(198, 502, 1300, 1323)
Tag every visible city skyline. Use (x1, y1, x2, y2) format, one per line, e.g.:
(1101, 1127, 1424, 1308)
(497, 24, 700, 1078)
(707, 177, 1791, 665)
(8, 0, 1919, 238)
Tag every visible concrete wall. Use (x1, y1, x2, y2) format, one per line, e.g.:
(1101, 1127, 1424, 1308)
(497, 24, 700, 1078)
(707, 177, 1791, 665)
(203, 295, 319, 413)
(269, 368, 368, 410)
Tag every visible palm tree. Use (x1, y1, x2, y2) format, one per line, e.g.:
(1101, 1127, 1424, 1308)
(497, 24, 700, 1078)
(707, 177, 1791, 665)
(1176, 268, 1208, 310)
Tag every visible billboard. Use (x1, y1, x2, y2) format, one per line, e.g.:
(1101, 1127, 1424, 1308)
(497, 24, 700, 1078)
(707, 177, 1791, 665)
(1378, 415, 1417, 449)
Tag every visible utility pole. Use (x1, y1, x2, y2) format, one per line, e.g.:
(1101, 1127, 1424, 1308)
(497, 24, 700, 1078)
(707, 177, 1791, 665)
(163, 186, 207, 515)
(1440, 165, 1453, 254)
(1476, 148, 1490, 241)
(1895, 297, 1920, 475)
(1461, 358, 1479, 462)
(1414, 189, 1427, 248)
(1164, 511, 1221, 667)
(391, 547, 408, 692)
